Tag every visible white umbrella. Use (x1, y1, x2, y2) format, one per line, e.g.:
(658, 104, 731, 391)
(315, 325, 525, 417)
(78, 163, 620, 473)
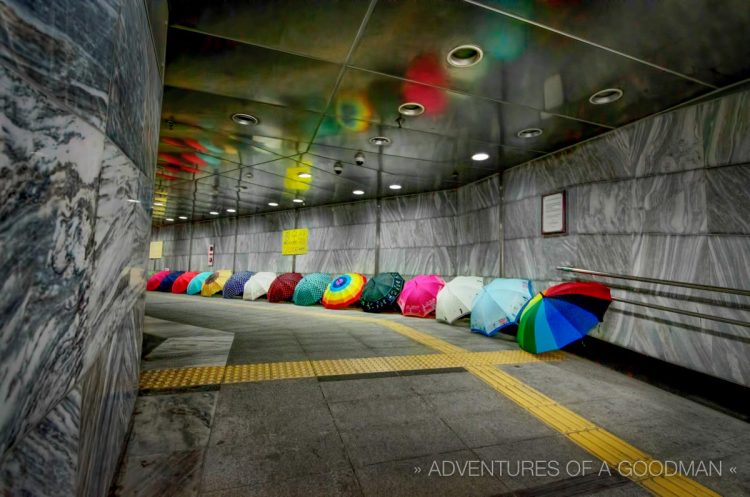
(243, 272, 277, 301)
(436, 276, 484, 324)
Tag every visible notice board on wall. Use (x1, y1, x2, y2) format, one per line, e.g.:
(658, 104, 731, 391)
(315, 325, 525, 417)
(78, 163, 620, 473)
(541, 191, 566, 235)
(281, 228, 308, 255)
(149, 241, 163, 259)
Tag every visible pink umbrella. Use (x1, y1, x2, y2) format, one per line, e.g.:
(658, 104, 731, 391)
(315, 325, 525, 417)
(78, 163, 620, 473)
(397, 275, 446, 318)
(146, 270, 171, 291)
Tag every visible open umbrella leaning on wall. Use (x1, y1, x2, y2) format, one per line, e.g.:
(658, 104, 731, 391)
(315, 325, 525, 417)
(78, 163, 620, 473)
(157, 271, 184, 292)
(436, 276, 484, 324)
(186, 271, 214, 295)
(243, 272, 277, 301)
(172, 271, 199, 294)
(398, 275, 446, 318)
(146, 270, 171, 291)
(323, 273, 367, 309)
(470, 278, 533, 336)
(293, 272, 332, 306)
(268, 272, 303, 303)
(223, 271, 255, 299)
(201, 269, 233, 297)
(360, 272, 404, 312)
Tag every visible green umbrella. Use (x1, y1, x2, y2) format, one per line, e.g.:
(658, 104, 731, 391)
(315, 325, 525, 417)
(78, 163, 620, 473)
(293, 272, 332, 306)
(360, 272, 405, 313)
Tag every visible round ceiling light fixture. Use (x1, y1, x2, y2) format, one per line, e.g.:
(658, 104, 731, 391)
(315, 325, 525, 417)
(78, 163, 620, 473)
(447, 44, 484, 67)
(517, 128, 543, 139)
(398, 102, 425, 116)
(369, 136, 391, 146)
(293, 198, 304, 204)
(231, 113, 259, 125)
(389, 184, 402, 190)
(153, 201, 164, 206)
(209, 211, 219, 216)
(297, 172, 312, 179)
(589, 88, 623, 105)
(226, 208, 236, 213)
(178, 216, 188, 220)
(472, 152, 490, 161)
(126, 198, 140, 203)
(268, 202, 279, 207)
(166, 218, 174, 222)
(352, 189, 365, 195)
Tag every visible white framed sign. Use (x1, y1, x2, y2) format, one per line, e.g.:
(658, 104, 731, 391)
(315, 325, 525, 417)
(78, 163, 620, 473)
(208, 244, 214, 266)
(541, 191, 566, 235)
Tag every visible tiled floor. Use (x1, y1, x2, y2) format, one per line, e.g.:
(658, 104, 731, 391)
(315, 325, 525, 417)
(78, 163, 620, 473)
(111, 293, 750, 497)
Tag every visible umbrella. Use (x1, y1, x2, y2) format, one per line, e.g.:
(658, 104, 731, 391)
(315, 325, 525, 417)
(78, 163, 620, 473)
(360, 272, 404, 313)
(201, 269, 233, 297)
(186, 271, 214, 295)
(293, 272, 332, 306)
(322, 273, 367, 309)
(397, 275, 445, 317)
(146, 270, 171, 291)
(471, 278, 533, 337)
(243, 272, 277, 301)
(436, 276, 484, 324)
(157, 271, 185, 292)
(517, 281, 612, 354)
(172, 271, 199, 294)
(267, 272, 303, 303)
(223, 271, 255, 299)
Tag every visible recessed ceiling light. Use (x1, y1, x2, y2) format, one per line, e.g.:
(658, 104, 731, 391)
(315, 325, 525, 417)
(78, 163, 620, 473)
(517, 128, 543, 139)
(447, 44, 483, 67)
(268, 202, 279, 207)
(226, 208, 236, 213)
(369, 136, 391, 146)
(231, 113, 259, 125)
(297, 172, 312, 179)
(126, 198, 140, 203)
(589, 88, 623, 105)
(178, 216, 188, 220)
(472, 152, 489, 161)
(293, 198, 304, 203)
(352, 189, 365, 195)
(210, 211, 219, 215)
(166, 218, 174, 222)
(398, 102, 425, 116)
(153, 201, 164, 206)
(389, 184, 402, 190)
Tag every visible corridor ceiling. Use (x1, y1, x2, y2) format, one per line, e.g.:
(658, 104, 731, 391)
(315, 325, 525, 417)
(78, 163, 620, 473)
(153, 0, 750, 224)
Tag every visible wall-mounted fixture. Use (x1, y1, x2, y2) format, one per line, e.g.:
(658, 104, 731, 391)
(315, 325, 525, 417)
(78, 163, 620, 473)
(369, 136, 391, 146)
(589, 88, 623, 105)
(447, 44, 483, 67)
(231, 113, 259, 125)
(398, 102, 425, 116)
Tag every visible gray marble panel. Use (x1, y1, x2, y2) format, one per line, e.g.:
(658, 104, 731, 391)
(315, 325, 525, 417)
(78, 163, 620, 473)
(112, 448, 204, 497)
(457, 207, 501, 245)
(704, 88, 750, 168)
(635, 170, 707, 234)
(306, 224, 377, 250)
(577, 234, 635, 274)
(378, 247, 456, 277)
(190, 237, 212, 256)
(192, 218, 236, 239)
(189, 255, 210, 273)
(706, 164, 750, 234)
(503, 161, 548, 202)
(457, 175, 501, 214)
(539, 235, 579, 280)
(705, 235, 750, 294)
(77, 299, 142, 497)
(456, 243, 500, 278)
(0, 0, 118, 130)
(503, 238, 540, 280)
(172, 223, 192, 240)
(630, 234, 709, 283)
(380, 217, 457, 248)
(162, 256, 189, 272)
(298, 201, 377, 227)
(169, 238, 192, 256)
(212, 254, 235, 271)
(0, 65, 104, 454)
(572, 179, 638, 235)
(234, 252, 292, 273)
(553, 125, 635, 185)
(503, 197, 539, 240)
(0, 386, 81, 497)
(235, 232, 281, 253)
(213, 235, 236, 254)
(295, 249, 376, 275)
(106, 0, 162, 177)
(236, 211, 295, 234)
(381, 190, 457, 222)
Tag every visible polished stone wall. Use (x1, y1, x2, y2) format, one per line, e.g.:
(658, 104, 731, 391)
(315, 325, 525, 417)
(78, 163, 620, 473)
(0, 0, 164, 495)
(502, 87, 750, 386)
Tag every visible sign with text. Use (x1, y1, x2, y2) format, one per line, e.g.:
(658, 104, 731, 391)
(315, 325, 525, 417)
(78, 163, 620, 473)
(541, 191, 566, 235)
(149, 241, 163, 259)
(282, 228, 309, 255)
(208, 244, 214, 266)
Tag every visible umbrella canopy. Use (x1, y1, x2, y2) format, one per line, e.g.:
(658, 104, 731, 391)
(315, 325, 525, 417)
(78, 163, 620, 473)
(201, 269, 233, 297)
(293, 272, 332, 306)
(267, 272, 303, 303)
(243, 272, 277, 301)
(171, 271, 199, 294)
(186, 271, 214, 295)
(146, 270, 171, 291)
(360, 272, 404, 313)
(517, 281, 612, 354)
(471, 278, 533, 336)
(397, 275, 445, 317)
(157, 271, 185, 292)
(436, 276, 484, 324)
(322, 273, 367, 309)
(223, 271, 255, 299)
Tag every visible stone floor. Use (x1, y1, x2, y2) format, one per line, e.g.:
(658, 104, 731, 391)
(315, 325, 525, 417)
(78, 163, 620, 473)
(111, 293, 749, 497)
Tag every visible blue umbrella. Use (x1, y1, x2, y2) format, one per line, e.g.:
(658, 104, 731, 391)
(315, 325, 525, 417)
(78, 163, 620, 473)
(470, 278, 533, 337)
(157, 271, 184, 292)
(223, 271, 255, 299)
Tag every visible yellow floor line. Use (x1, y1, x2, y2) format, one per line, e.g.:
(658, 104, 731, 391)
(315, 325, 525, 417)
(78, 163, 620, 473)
(466, 366, 720, 497)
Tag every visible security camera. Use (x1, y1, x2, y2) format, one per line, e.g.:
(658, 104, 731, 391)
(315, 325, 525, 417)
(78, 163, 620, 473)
(333, 161, 343, 175)
(354, 151, 365, 166)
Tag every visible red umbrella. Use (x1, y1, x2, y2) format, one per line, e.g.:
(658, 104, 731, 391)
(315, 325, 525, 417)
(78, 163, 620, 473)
(172, 271, 199, 294)
(146, 270, 171, 291)
(397, 275, 446, 317)
(267, 273, 303, 303)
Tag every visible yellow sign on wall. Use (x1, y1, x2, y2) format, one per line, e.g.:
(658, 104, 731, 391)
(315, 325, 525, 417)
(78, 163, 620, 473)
(281, 229, 308, 255)
(149, 241, 163, 259)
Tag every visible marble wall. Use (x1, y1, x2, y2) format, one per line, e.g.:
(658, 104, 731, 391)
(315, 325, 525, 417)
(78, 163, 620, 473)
(0, 0, 163, 495)
(502, 87, 750, 387)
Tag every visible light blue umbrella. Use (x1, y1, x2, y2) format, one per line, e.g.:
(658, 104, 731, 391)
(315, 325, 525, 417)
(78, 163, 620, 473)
(470, 278, 533, 337)
(186, 271, 213, 295)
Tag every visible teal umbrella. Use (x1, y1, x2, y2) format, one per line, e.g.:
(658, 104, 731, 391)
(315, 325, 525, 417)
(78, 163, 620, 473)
(360, 272, 404, 313)
(186, 271, 213, 295)
(293, 272, 331, 306)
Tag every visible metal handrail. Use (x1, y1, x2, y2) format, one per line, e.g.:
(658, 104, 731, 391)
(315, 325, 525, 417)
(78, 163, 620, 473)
(557, 267, 750, 297)
(612, 297, 750, 328)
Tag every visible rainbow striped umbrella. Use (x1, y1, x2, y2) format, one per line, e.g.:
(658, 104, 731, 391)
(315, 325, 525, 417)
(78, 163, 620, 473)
(293, 272, 332, 306)
(323, 273, 367, 309)
(223, 271, 254, 299)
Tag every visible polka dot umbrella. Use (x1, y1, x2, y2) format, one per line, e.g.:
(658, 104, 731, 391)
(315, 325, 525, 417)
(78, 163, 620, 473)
(267, 272, 303, 303)
(360, 272, 404, 313)
(222, 271, 255, 299)
(323, 273, 368, 310)
(171, 271, 199, 294)
(157, 271, 184, 292)
(293, 272, 332, 306)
